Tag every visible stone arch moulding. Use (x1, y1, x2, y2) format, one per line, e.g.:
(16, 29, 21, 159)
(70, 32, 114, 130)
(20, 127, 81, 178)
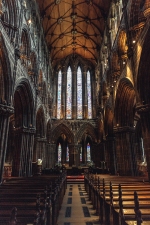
(104, 105, 114, 137)
(114, 78, 136, 127)
(75, 122, 97, 144)
(0, 32, 12, 104)
(137, 26, 150, 105)
(36, 106, 46, 138)
(50, 123, 74, 144)
(14, 78, 35, 128)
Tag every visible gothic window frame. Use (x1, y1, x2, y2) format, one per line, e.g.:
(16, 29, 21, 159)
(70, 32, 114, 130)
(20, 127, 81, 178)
(57, 70, 62, 119)
(77, 65, 83, 119)
(87, 70, 92, 119)
(66, 65, 72, 119)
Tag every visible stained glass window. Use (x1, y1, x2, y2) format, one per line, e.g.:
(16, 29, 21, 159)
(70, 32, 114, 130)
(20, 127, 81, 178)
(77, 66, 82, 119)
(58, 143, 62, 162)
(80, 147, 82, 162)
(66, 66, 72, 119)
(87, 143, 91, 162)
(66, 146, 69, 162)
(57, 70, 62, 119)
(87, 71, 92, 119)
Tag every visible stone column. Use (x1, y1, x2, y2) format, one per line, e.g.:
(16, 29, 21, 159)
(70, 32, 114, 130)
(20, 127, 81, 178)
(72, 70, 77, 119)
(45, 143, 55, 168)
(105, 136, 117, 175)
(114, 126, 137, 176)
(13, 127, 35, 177)
(62, 141, 67, 164)
(68, 144, 74, 166)
(0, 104, 14, 183)
(137, 104, 150, 181)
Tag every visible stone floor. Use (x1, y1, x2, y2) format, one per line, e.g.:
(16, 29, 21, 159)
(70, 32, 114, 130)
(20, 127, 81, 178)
(57, 183, 100, 225)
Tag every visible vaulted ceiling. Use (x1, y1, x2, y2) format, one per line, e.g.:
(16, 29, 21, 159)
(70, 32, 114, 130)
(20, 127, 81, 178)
(36, 0, 111, 67)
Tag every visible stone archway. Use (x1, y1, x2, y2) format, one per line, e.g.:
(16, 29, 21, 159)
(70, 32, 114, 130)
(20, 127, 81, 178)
(0, 35, 14, 182)
(76, 122, 98, 167)
(114, 78, 137, 175)
(50, 123, 74, 166)
(33, 106, 46, 169)
(104, 106, 116, 174)
(136, 26, 150, 180)
(12, 79, 35, 177)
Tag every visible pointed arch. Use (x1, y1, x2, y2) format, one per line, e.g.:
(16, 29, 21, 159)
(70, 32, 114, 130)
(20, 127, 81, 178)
(114, 78, 136, 127)
(0, 33, 12, 103)
(14, 78, 35, 128)
(51, 123, 74, 144)
(76, 122, 97, 143)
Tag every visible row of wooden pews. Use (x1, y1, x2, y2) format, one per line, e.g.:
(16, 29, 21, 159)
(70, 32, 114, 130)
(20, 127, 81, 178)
(84, 173, 150, 225)
(0, 171, 67, 225)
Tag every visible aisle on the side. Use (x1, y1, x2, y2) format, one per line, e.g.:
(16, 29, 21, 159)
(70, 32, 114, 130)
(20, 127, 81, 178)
(57, 183, 100, 225)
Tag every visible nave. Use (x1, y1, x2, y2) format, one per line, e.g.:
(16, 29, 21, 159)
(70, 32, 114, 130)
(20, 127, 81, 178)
(0, 172, 150, 225)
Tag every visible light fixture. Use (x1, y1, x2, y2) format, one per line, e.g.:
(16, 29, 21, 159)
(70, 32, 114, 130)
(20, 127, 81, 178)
(132, 40, 136, 44)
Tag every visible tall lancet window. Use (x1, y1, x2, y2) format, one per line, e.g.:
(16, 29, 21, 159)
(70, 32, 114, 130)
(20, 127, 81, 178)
(58, 143, 62, 162)
(66, 146, 69, 162)
(87, 143, 91, 161)
(77, 66, 82, 119)
(57, 70, 62, 119)
(66, 66, 72, 119)
(87, 71, 92, 119)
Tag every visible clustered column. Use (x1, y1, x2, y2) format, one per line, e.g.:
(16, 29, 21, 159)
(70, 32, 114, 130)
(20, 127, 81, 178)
(114, 126, 137, 176)
(0, 104, 14, 183)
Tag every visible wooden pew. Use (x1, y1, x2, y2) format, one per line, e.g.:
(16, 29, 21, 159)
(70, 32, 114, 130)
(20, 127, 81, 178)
(84, 173, 150, 225)
(0, 171, 67, 225)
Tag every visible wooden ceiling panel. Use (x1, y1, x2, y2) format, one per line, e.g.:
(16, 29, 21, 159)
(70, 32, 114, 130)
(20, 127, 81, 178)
(36, 0, 111, 67)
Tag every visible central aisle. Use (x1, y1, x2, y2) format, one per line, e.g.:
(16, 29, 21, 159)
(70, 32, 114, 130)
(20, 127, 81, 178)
(57, 183, 100, 225)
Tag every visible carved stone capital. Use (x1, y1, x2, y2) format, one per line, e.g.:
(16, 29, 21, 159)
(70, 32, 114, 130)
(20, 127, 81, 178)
(136, 104, 150, 114)
(0, 104, 14, 116)
(113, 126, 135, 133)
(15, 126, 36, 134)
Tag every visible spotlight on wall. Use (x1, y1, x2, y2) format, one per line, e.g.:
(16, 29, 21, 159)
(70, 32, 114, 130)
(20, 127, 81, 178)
(28, 19, 31, 24)
(132, 40, 136, 44)
(123, 61, 126, 65)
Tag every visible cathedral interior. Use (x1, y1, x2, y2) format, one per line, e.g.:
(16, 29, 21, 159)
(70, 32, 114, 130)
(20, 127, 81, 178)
(1, 0, 150, 224)
(1, 0, 150, 181)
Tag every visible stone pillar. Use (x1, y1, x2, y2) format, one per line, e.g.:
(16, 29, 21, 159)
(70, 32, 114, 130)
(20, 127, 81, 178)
(13, 127, 35, 177)
(68, 144, 74, 167)
(137, 104, 150, 181)
(62, 141, 67, 164)
(105, 136, 117, 175)
(34, 138, 47, 167)
(114, 126, 137, 176)
(0, 104, 14, 183)
(72, 70, 77, 119)
(45, 143, 55, 168)
(83, 71, 88, 119)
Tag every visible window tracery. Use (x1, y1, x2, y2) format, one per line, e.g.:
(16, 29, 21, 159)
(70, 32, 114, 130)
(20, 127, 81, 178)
(57, 70, 62, 119)
(77, 66, 82, 119)
(66, 66, 72, 119)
